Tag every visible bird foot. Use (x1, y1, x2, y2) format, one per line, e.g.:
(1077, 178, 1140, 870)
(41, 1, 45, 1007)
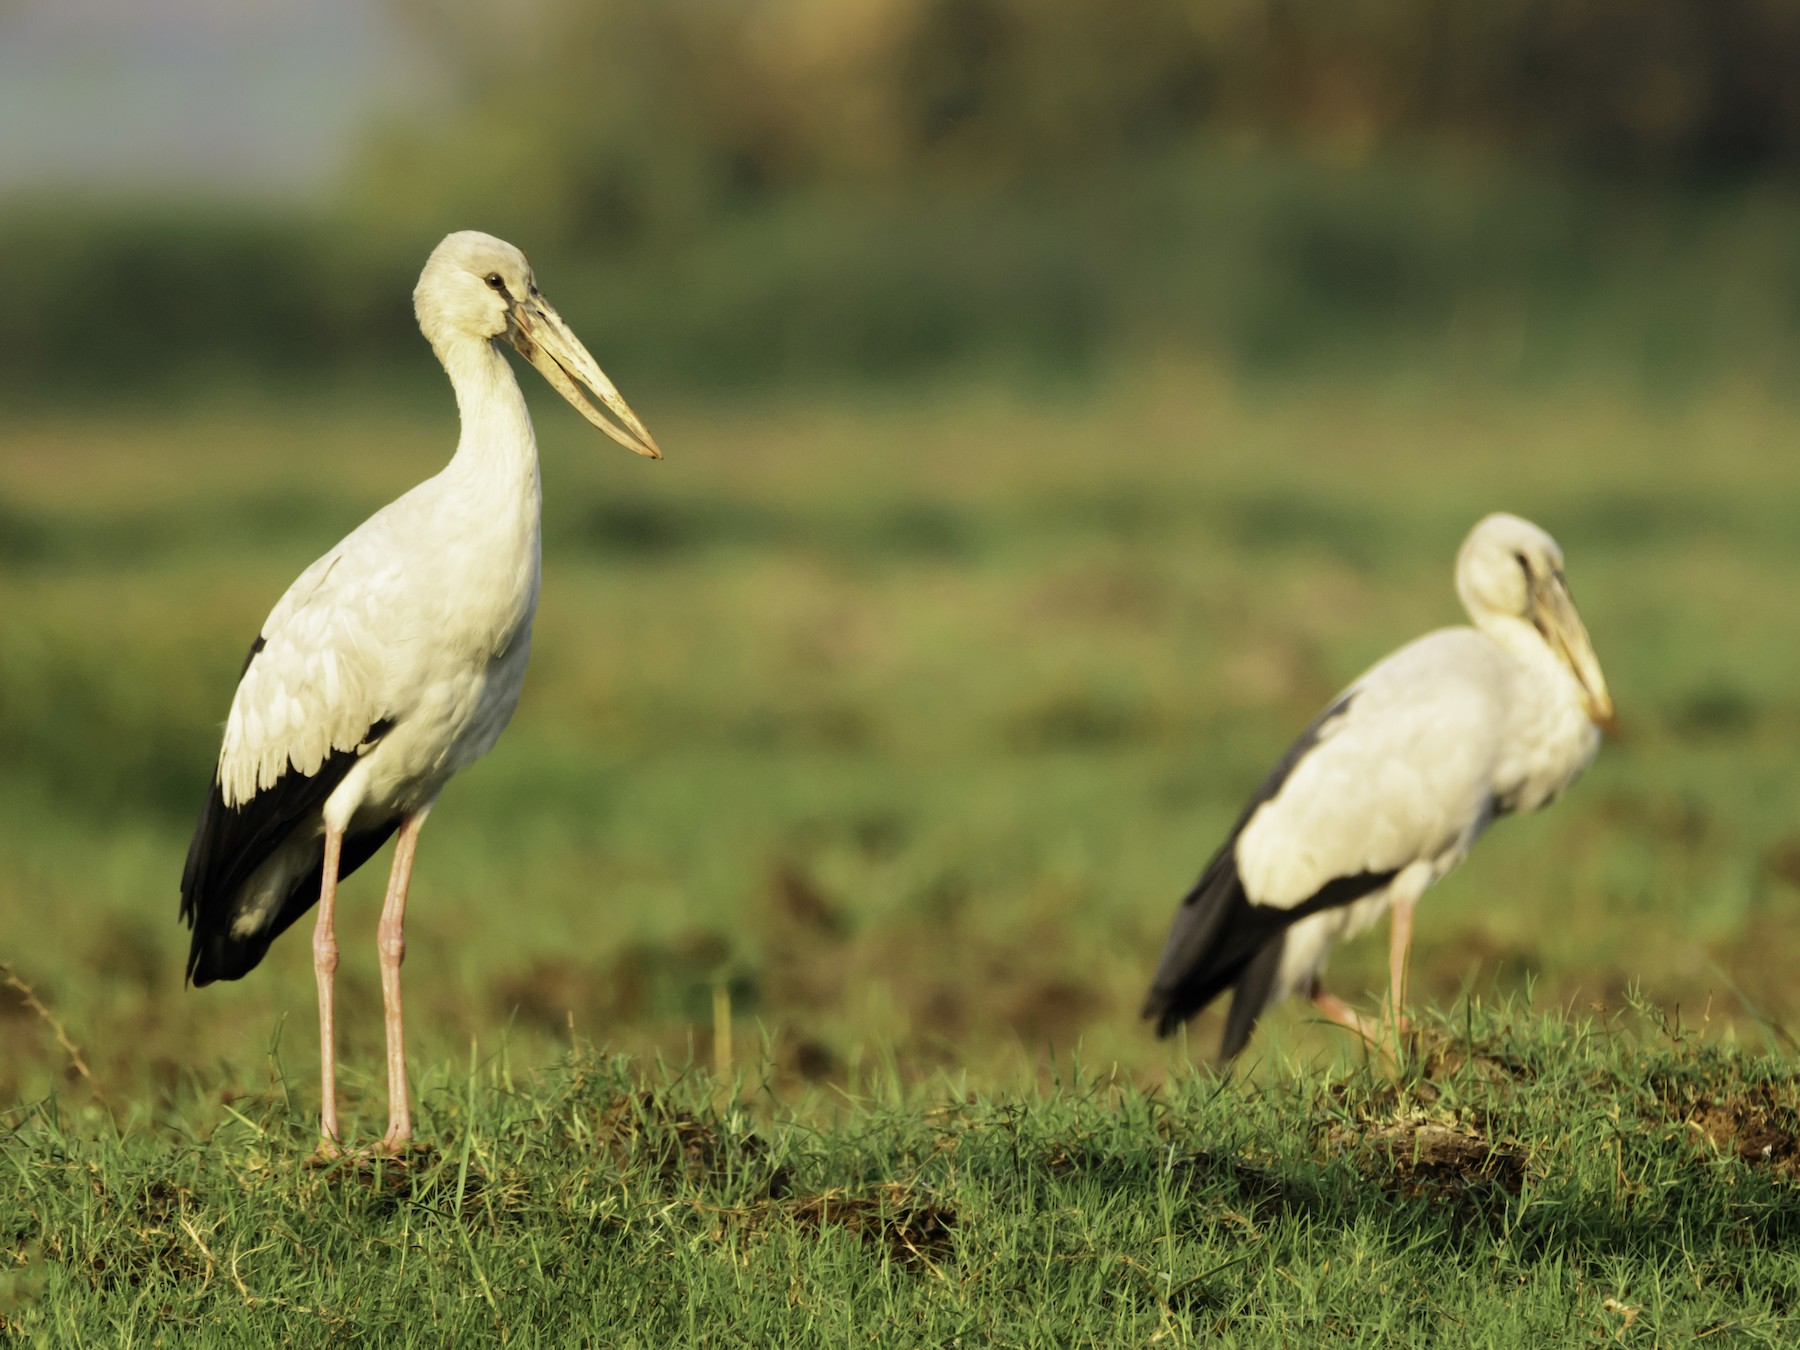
(305, 1138, 434, 1174)
(1310, 989, 1418, 1069)
(1310, 990, 1382, 1043)
(376, 1132, 430, 1159)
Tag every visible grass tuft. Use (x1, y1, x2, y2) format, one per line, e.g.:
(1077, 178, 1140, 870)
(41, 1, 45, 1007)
(5, 1004, 1800, 1343)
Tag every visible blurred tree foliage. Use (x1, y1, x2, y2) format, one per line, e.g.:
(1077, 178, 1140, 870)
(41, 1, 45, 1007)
(4, 0, 1800, 398)
(367, 0, 1800, 251)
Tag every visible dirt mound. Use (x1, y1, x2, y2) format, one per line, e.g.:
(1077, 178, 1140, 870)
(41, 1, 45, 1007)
(786, 1183, 956, 1268)
(1330, 1114, 1527, 1217)
(1682, 1084, 1800, 1173)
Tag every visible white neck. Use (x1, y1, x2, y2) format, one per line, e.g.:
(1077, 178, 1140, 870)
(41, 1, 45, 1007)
(417, 329, 545, 657)
(437, 334, 540, 497)
(1471, 611, 1542, 665)
(1472, 612, 1572, 694)
(1472, 611, 1600, 811)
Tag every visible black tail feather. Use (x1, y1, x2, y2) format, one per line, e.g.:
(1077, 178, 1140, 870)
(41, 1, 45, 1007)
(1141, 690, 1398, 1056)
(1142, 850, 1397, 1050)
(1141, 849, 1290, 1037)
(185, 820, 400, 984)
(1220, 933, 1286, 1059)
(180, 673, 395, 984)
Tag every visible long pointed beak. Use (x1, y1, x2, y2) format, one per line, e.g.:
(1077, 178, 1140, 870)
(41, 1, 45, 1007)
(1534, 571, 1616, 734)
(506, 292, 662, 459)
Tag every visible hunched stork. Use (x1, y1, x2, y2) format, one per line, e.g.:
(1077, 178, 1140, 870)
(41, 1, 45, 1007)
(1143, 513, 1614, 1060)
(180, 231, 661, 1155)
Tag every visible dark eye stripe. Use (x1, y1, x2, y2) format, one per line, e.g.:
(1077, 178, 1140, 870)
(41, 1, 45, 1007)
(484, 273, 511, 299)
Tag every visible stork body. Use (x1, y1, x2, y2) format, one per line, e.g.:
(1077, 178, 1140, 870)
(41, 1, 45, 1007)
(181, 232, 662, 1153)
(1143, 513, 1614, 1060)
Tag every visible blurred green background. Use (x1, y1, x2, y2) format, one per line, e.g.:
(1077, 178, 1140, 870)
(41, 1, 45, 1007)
(5, 0, 1800, 1115)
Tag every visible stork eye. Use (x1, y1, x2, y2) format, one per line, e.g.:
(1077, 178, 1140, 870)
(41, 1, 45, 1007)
(484, 273, 506, 291)
(1513, 551, 1532, 579)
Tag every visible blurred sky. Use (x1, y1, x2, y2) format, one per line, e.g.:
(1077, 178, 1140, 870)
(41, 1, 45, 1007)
(0, 0, 431, 199)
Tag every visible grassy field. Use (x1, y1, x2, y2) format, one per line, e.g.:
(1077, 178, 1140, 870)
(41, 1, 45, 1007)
(4, 362, 1800, 1338)
(6, 1005, 1800, 1344)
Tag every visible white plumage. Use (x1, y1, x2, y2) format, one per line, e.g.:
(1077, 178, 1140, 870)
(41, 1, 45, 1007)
(181, 231, 661, 1155)
(1143, 512, 1614, 1059)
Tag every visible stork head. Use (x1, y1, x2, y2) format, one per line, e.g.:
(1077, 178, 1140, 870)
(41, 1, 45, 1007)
(1456, 513, 1615, 732)
(414, 230, 661, 459)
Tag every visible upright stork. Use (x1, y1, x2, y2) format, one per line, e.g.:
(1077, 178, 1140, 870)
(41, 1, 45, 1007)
(180, 231, 662, 1154)
(1143, 513, 1614, 1060)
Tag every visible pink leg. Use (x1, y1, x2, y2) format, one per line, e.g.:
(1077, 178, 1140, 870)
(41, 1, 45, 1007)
(312, 826, 346, 1156)
(1387, 894, 1417, 1034)
(1311, 983, 1381, 1045)
(377, 810, 429, 1151)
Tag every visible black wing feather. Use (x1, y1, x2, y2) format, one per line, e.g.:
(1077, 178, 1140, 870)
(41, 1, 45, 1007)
(180, 634, 395, 986)
(1141, 693, 1398, 1051)
(186, 818, 401, 985)
(1220, 931, 1286, 1060)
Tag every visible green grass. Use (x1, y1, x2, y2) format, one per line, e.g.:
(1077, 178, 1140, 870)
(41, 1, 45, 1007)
(5, 1004, 1799, 1345)
(4, 366, 1800, 1102)
(4, 360, 1800, 1339)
